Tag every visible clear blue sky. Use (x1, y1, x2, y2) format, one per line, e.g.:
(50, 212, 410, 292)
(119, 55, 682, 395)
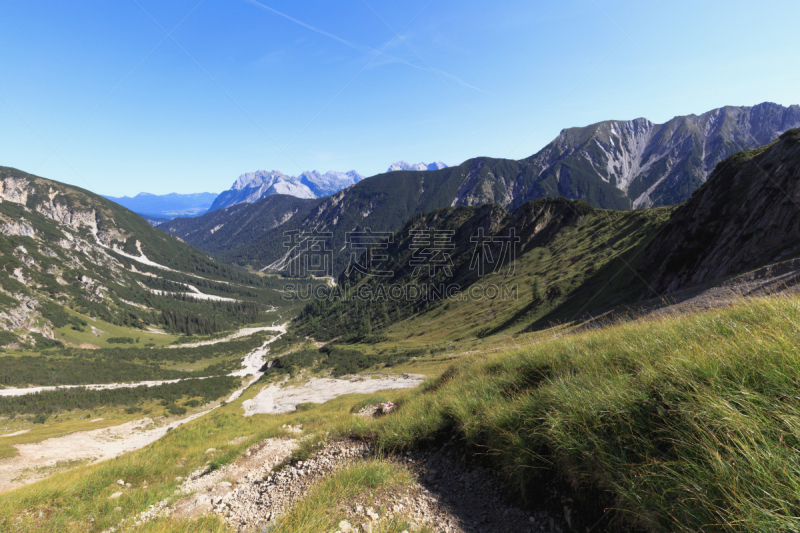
(1, 0, 799, 197)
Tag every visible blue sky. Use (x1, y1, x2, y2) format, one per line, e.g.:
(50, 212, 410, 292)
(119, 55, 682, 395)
(1, 0, 799, 197)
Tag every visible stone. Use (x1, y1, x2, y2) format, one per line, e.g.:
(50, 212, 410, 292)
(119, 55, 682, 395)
(116, 479, 125, 486)
(109, 492, 123, 499)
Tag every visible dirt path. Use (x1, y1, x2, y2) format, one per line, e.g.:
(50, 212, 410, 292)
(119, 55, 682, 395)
(130, 438, 555, 533)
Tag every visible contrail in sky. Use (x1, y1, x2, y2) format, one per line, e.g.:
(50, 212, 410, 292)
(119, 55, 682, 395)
(243, 0, 486, 93)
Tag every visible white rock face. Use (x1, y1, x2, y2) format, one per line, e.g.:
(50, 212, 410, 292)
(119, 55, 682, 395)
(387, 161, 448, 172)
(298, 170, 362, 197)
(231, 170, 315, 199)
(210, 169, 363, 211)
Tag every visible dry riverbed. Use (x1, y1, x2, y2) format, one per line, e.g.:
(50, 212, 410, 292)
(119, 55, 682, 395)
(0, 323, 426, 493)
(242, 375, 425, 415)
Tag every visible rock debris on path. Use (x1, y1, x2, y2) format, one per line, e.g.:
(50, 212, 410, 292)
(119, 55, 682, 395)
(113, 435, 561, 533)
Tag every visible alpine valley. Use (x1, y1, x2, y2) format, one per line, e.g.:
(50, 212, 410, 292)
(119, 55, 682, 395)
(3, 106, 800, 533)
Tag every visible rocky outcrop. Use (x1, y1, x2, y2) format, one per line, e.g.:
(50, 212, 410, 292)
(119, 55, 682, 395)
(640, 129, 800, 295)
(1, 218, 35, 237)
(0, 176, 30, 204)
(521, 102, 800, 209)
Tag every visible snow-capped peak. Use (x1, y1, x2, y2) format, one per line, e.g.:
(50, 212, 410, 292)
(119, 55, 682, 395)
(387, 161, 448, 172)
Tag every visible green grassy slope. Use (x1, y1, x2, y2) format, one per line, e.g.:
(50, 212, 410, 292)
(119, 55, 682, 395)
(292, 129, 800, 354)
(371, 295, 800, 532)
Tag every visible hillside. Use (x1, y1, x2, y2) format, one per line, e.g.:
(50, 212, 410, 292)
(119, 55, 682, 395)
(292, 197, 670, 344)
(638, 128, 800, 294)
(159, 103, 800, 276)
(291, 127, 800, 347)
(0, 166, 301, 344)
(157, 194, 322, 254)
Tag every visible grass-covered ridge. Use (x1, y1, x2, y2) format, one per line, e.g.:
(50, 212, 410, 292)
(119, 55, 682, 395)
(370, 295, 800, 532)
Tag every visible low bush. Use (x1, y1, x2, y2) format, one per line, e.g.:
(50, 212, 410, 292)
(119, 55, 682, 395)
(107, 337, 135, 344)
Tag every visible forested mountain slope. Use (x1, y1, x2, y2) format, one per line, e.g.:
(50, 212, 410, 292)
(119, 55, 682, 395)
(0, 167, 295, 345)
(157, 194, 322, 254)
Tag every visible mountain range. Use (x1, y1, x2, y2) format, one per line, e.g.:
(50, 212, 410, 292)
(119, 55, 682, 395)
(208, 169, 363, 212)
(159, 103, 800, 275)
(7, 125, 799, 345)
(526, 102, 800, 209)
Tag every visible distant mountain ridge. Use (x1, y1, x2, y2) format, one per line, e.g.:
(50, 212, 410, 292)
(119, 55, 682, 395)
(387, 161, 448, 172)
(209, 169, 363, 212)
(103, 192, 218, 220)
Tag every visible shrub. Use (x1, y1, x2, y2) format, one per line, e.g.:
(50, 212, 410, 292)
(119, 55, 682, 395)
(167, 404, 187, 416)
(107, 337, 135, 344)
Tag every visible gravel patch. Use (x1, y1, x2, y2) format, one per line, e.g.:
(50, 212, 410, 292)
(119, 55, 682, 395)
(242, 375, 424, 416)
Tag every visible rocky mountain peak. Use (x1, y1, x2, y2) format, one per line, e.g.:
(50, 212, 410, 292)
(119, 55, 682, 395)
(388, 161, 448, 172)
(210, 168, 363, 212)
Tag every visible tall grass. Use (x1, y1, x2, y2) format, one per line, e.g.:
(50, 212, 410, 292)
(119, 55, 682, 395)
(372, 295, 800, 532)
